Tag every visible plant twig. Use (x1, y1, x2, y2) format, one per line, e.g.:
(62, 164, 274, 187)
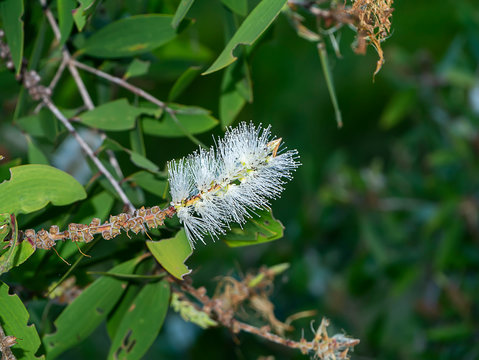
(42, 97, 135, 212)
(71, 60, 207, 148)
(0, 323, 16, 360)
(176, 282, 360, 359)
(40, 0, 95, 110)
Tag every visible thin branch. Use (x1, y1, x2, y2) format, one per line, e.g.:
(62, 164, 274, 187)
(71, 60, 207, 148)
(42, 97, 135, 212)
(40, 0, 95, 110)
(176, 282, 360, 359)
(33, 55, 68, 114)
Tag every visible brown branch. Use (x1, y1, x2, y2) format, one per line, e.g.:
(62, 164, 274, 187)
(22, 205, 176, 250)
(0, 323, 16, 360)
(176, 281, 360, 359)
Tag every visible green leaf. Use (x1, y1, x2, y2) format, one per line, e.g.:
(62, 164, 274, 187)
(0, 165, 87, 215)
(168, 66, 202, 102)
(171, 292, 218, 329)
(147, 229, 192, 280)
(220, 57, 252, 127)
(43, 258, 140, 359)
(380, 90, 417, 129)
(142, 104, 218, 137)
(0, 213, 34, 274)
(0, 281, 43, 359)
(27, 137, 49, 165)
(79, 99, 151, 131)
(80, 15, 182, 58)
(124, 58, 151, 79)
(72, 0, 98, 31)
(127, 171, 168, 199)
(102, 138, 159, 172)
(106, 283, 142, 340)
(15, 108, 59, 139)
(171, 0, 195, 29)
(107, 281, 170, 360)
(0, 0, 24, 75)
(203, 0, 287, 75)
(57, 0, 76, 46)
(222, 0, 248, 16)
(223, 209, 284, 247)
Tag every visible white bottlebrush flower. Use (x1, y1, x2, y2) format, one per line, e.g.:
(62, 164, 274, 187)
(168, 122, 300, 247)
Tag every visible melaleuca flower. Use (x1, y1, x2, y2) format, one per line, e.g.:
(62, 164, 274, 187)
(168, 122, 300, 247)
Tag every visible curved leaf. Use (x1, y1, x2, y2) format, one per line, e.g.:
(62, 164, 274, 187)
(147, 230, 192, 280)
(171, 0, 195, 29)
(107, 280, 170, 360)
(142, 104, 218, 137)
(223, 209, 284, 247)
(0, 0, 24, 75)
(0, 281, 43, 359)
(79, 15, 181, 58)
(202, 0, 287, 75)
(0, 165, 86, 215)
(43, 258, 140, 359)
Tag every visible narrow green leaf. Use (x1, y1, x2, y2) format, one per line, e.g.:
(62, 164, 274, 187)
(168, 66, 202, 102)
(79, 99, 148, 131)
(72, 0, 98, 31)
(27, 137, 49, 165)
(80, 15, 182, 58)
(124, 58, 151, 79)
(380, 90, 417, 129)
(0, 281, 43, 359)
(142, 104, 218, 137)
(171, 0, 195, 29)
(222, 0, 248, 16)
(147, 230, 192, 280)
(43, 258, 140, 359)
(127, 171, 168, 199)
(57, 0, 76, 45)
(220, 58, 252, 127)
(107, 281, 170, 360)
(223, 209, 284, 247)
(15, 108, 58, 139)
(0, 0, 24, 75)
(106, 283, 142, 340)
(317, 43, 342, 128)
(0, 165, 87, 215)
(203, 0, 287, 75)
(102, 138, 159, 172)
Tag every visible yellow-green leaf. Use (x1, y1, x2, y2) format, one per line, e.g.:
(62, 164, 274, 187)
(0, 165, 86, 215)
(80, 15, 182, 58)
(203, 0, 287, 75)
(147, 230, 192, 280)
(0, 281, 43, 359)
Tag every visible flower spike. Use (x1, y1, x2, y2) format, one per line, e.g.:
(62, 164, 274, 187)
(168, 122, 300, 247)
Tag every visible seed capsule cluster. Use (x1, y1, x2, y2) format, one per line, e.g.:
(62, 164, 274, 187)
(23, 206, 175, 250)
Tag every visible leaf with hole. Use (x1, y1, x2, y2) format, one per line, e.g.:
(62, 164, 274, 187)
(43, 258, 141, 359)
(0, 281, 43, 359)
(107, 280, 170, 360)
(147, 230, 192, 279)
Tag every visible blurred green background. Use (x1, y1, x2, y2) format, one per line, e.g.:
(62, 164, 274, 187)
(1, 0, 479, 359)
